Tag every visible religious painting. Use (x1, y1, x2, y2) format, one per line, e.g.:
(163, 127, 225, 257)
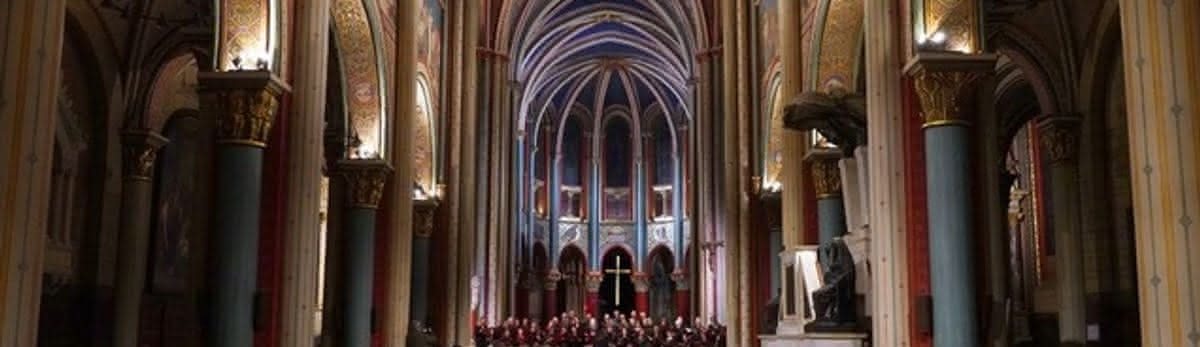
(151, 115, 204, 293)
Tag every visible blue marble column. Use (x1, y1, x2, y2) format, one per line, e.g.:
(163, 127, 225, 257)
(809, 155, 846, 245)
(338, 160, 392, 347)
(673, 154, 684, 265)
(589, 148, 601, 269)
(905, 55, 993, 347)
(550, 156, 561, 265)
(409, 200, 439, 327)
(635, 155, 647, 266)
(199, 71, 287, 347)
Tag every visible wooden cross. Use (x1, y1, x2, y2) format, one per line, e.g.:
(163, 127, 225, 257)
(604, 255, 632, 305)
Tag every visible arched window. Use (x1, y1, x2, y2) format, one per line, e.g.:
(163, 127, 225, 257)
(603, 117, 632, 220)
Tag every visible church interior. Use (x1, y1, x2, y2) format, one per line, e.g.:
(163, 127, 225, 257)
(1, 0, 1199, 346)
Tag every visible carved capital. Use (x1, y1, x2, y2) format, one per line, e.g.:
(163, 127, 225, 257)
(670, 271, 688, 289)
(544, 271, 563, 290)
(586, 271, 604, 292)
(903, 53, 996, 128)
(120, 130, 168, 181)
(199, 71, 289, 148)
(808, 153, 842, 199)
(1036, 115, 1081, 164)
(632, 272, 650, 292)
(413, 200, 439, 237)
(338, 159, 393, 210)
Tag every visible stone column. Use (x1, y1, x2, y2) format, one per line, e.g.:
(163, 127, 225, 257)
(1116, 3, 1200, 344)
(199, 71, 288, 347)
(112, 131, 168, 347)
(809, 152, 846, 246)
(279, 0, 331, 346)
(904, 53, 993, 347)
(111, 130, 166, 345)
(633, 272, 651, 315)
(585, 272, 603, 315)
(864, 0, 909, 343)
(543, 271, 561, 321)
(409, 200, 439, 327)
(672, 272, 690, 319)
(777, 0, 807, 249)
(1036, 115, 1086, 343)
(337, 160, 392, 347)
(0, 2, 65, 345)
(382, 0, 418, 341)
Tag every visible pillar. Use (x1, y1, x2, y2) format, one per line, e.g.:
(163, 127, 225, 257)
(1035, 115, 1086, 343)
(1116, 2, 1200, 343)
(777, 0, 808, 249)
(338, 160, 392, 347)
(633, 273, 651, 315)
(904, 53, 993, 347)
(199, 71, 288, 347)
(865, 0, 910, 344)
(543, 272, 561, 321)
(112, 131, 168, 347)
(409, 200, 438, 327)
(672, 272, 691, 319)
(0, 2, 65, 345)
(585, 272, 602, 315)
(383, 0, 418, 344)
(809, 153, 846, 246)
(279, 0, 331, 345)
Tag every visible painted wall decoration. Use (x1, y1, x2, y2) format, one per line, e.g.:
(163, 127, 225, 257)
(815, 0, 864, 93)
(332, 0, 386, 158)
(414, 77, 436, 195)
(146, 54, 200, 131)
(759, 0, 779, 75)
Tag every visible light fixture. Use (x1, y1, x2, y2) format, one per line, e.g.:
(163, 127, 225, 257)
(928, 31, 947, 44)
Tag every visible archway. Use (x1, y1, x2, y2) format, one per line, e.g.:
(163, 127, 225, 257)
(599, 248, 635, 315)
(557, 246, 588, 315)
(647, 246, 676, 321)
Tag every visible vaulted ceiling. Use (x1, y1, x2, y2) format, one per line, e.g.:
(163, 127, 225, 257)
(504, 0, 708, 137)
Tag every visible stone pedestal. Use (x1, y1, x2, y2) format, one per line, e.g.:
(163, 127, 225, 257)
(759, 332, 869, 347)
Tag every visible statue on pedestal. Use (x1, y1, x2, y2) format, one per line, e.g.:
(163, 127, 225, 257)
(805, 238, 858, 332)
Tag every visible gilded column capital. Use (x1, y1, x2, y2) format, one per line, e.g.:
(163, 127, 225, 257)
(120, 130, 169, 181)
(807, 151, 842, 199)
(585, 271, 604, 292)
(338, 159, 393, 210)
(199, 71, 290, 148)
(903, 52, 996, 128)
(1036, 115, 1081, 164)
(413, 199, 439, 237)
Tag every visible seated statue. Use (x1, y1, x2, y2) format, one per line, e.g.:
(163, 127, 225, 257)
(806, 238, 858, 332)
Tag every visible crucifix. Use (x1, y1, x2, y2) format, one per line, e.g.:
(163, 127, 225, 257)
(604, 255, 632, 305)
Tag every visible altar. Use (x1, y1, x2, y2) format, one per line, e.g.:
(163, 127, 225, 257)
(759, 332, 869, 347)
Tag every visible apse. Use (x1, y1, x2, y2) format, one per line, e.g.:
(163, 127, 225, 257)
(509, 0, 700, 318)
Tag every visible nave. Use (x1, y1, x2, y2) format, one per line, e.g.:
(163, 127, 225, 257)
(2, 1, 1200, 347)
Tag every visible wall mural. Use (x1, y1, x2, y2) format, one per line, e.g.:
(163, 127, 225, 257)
(380, 0, 442, 192)
(333, 0, 386, 158)
(815, 0, 864, 93)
